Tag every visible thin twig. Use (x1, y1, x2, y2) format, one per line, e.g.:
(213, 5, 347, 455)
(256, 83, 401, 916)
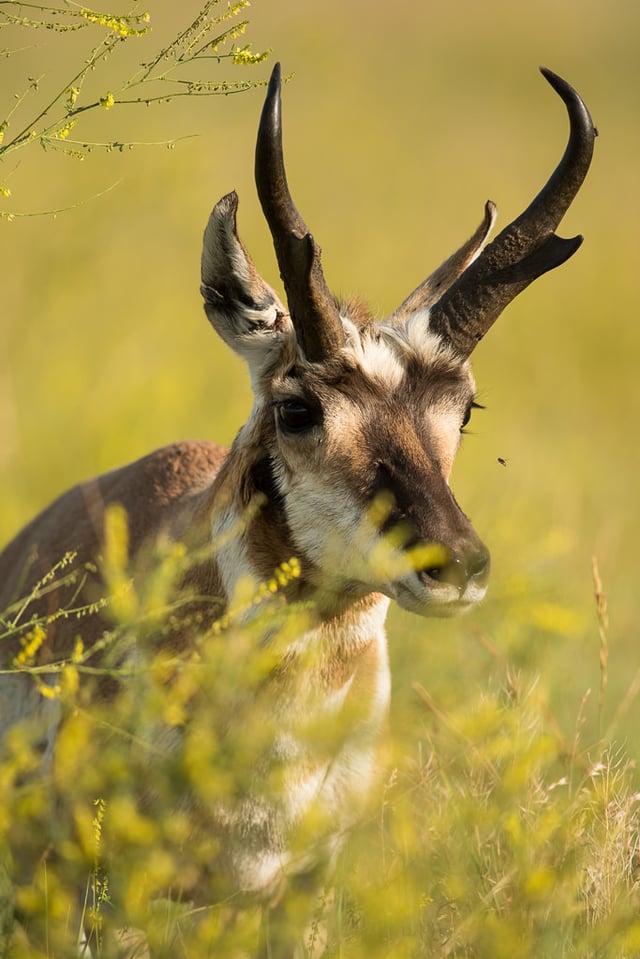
(592, 555, 609, 740)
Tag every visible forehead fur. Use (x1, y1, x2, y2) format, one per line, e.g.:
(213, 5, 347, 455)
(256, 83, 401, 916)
(261, 299, 473, 403)
(343, 312, 468, 391)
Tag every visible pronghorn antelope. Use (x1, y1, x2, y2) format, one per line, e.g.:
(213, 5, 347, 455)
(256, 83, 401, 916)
(0, 64, 594, 949)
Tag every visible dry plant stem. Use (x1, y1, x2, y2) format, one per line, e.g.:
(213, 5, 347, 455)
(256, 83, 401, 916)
(413, 682, 498, 779)
(2, 31, 121, 157)
(569, 687, 592, 797)
(592, 555, 609, 740)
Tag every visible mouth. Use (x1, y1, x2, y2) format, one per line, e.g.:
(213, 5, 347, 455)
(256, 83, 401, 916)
(389, 575, 488, 618)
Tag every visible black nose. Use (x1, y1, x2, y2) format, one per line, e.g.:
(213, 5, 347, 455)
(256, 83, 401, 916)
(420, 543, 490, 592)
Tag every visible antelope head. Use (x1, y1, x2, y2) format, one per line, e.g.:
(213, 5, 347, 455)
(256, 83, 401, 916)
(201, 64, 595, 618)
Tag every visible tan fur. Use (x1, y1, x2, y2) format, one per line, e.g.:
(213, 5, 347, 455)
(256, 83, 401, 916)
(0, 441, 227, 665)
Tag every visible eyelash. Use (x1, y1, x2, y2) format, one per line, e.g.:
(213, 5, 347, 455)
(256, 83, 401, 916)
(461, 400, 484, 433)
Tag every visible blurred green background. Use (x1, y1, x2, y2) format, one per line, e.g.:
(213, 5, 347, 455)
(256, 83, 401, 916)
(1, 0, 639, 755)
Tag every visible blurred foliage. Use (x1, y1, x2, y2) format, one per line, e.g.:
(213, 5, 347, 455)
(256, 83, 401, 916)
(1, 538, 640, 956)
(1, 0, 640, 954)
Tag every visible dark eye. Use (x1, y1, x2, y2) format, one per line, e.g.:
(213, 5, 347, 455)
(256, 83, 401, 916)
(277, 401, 316, 434)
(461, 400, 483, 432)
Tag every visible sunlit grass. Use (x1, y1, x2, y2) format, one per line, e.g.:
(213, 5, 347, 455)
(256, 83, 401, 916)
(1, 530, 640, 957)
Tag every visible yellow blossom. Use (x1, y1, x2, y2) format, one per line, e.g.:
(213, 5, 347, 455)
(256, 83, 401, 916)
(232, 45, 270, 66)
(37, 680, 61, 700)
(66, 86, 80, 109)
(13, 624, 46, 667)
(61, 664, 79, 698)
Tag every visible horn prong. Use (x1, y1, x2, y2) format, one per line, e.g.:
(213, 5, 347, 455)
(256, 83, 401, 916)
(426, 69, 596, 357)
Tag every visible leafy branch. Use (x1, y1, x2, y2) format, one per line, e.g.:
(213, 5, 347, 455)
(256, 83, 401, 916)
(0, 0, 270, 212)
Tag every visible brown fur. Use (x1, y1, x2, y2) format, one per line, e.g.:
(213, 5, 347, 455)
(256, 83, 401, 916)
(0, 441, 228, 664)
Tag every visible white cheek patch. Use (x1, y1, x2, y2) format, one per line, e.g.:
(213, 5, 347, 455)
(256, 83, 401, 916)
(283, 475, 363, 570)
(281, 473, 418, 596)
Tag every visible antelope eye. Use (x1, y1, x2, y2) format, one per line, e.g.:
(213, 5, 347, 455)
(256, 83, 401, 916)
(277, 401, 316, 434)
(461, 400, 483, 431)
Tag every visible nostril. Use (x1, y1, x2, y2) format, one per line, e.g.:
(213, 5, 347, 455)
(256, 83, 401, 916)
(418, 544, 490, 592)
(420, 555, 467, 590)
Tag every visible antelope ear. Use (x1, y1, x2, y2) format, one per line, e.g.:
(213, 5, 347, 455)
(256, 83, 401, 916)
(201, 192, 290, 374)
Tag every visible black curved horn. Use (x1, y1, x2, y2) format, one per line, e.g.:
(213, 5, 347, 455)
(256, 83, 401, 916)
(255, 63, 345, 361)
(427, 68, 596, 358)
